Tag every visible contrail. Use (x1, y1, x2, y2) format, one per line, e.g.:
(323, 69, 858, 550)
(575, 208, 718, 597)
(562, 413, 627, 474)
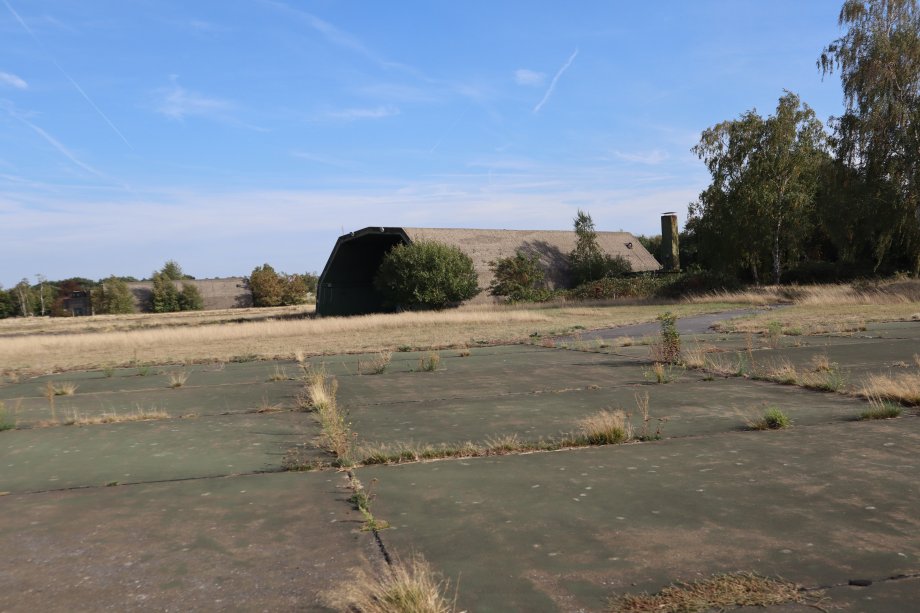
(14, 113, 108, 179)
(533, 48, 579, 114)
(3, 0, 132, 148)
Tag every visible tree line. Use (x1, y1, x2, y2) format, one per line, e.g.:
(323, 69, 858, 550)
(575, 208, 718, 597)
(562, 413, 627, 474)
(0, 260, 319, 318)
(687, 0, 920, 283)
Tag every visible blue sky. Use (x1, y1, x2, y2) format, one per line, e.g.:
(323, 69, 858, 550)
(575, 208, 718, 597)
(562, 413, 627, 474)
(1, 0, 846, 286)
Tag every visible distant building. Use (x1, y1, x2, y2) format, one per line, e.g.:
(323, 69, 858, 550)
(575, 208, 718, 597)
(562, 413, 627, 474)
(62, 291, 92, 316)
(317, 227, 661, 316)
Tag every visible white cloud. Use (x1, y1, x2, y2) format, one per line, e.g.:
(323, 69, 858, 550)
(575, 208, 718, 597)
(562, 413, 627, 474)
(155, 79, 233, 120)
(533, 49, 579, 114)
(326, 106, 399, 121)
(514, 69, 545, 87)
(0, 71, 27, 89)
(612, 149, 669, 165)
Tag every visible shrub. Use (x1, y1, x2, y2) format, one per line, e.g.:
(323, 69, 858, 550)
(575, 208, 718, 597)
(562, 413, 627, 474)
(653, 312, 681, 364)
(248, 264, 315, 307)
(750, 407, 791, 430)
(374, 241, 480, 310)
(178, 282, 203, 311)
(488, 251, 550, 303)
(91, 276, 135, 314)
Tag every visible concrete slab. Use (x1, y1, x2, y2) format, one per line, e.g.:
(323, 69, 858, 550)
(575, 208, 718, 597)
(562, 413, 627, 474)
(363, 417, 920, 612)
(2, 379, 302, 426)
(0, 471, 375, 612)
(0, 411, 323, 493)
(347, 374, 873, 449)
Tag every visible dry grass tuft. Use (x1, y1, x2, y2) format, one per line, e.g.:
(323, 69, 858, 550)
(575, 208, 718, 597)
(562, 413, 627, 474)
(267, 365, 289, 382)
(256, 397, 285, 413)
(762, 359, 799, 385)
(417, 352, 441, 372)
(305, 369, 354, 465)
(579, 410, 632, 445)
(61, 407, 170, 426)
(167, 371, 189, 388)
(51, 381, 79, 396)
(359, 351, 392, 375)
(335, 554, 455, 613)
(860, 372, 920, 406)
(811, 353, 832, 372)
(457, 347, 471, 357)
(608, 571, 816, 613)
(914, 353, 920, 368)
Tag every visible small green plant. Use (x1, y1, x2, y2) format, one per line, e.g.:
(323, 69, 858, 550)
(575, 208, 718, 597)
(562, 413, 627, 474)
(347, 475, 390, 532)
(766, 321, 783, 349)
(102, 364, 115, 378)
(749, 407, 791, 430)
(136, 365, 151, 377)
(359, 351, 392, 375)
(418, 352, 441, 372)
(634, 391, 664, 441)
(167, 371, 189, 388)
(397, 345, 412, 352)
(652, 312, 681, 364)
(644, 362, 676, 384)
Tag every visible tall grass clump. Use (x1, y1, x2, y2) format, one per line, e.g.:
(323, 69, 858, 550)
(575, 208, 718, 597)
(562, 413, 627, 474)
(579, 410, 632, 445)
(337, 554, 456, 613)
(860, 372, 920, 406)
(267, 365, 289, 381)
(859, 393, 903, 420)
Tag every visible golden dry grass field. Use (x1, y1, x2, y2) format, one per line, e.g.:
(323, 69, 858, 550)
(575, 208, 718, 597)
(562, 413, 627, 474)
(1, 281, 918, 376)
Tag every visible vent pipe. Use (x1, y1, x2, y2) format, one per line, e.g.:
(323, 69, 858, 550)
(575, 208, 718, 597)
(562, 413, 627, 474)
(660, 213, 679, 271)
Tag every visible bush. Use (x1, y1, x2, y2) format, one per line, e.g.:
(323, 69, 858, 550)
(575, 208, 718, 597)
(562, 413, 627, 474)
(488, 252, 551, 303)
(566, 271, 742, 301)
(248, 264, 316, 306)
(151, 272, 180, 312)
(92, 276, 135, 314)
(178, 282, 203, 311)
(374, 241, 480, 310)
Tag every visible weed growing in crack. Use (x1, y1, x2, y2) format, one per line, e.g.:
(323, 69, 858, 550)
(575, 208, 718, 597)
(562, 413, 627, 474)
(306, 369, 354, 465)
(644, 362, 679, 384)
(334, 553, 456, 613)
(267, 365, 289, 382)
(859, 393, 903, 420)
(579, 410, 632, 445)
(766, 321, 783, 349)
(359, 351, 392, 375)
(347, 474, 390, 532)
(61, 407, 170, 426)
(417, 352, 441, 372)
(43, 381, 56, 422)
(748, 407, 791, 430)
(167, 371, 189, 389)
(51, 381, 78, 396)
(0, 401, 14, 432)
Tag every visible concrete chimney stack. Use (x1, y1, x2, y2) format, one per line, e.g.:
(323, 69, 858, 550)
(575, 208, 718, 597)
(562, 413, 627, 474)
(661, 213, 680, 271)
